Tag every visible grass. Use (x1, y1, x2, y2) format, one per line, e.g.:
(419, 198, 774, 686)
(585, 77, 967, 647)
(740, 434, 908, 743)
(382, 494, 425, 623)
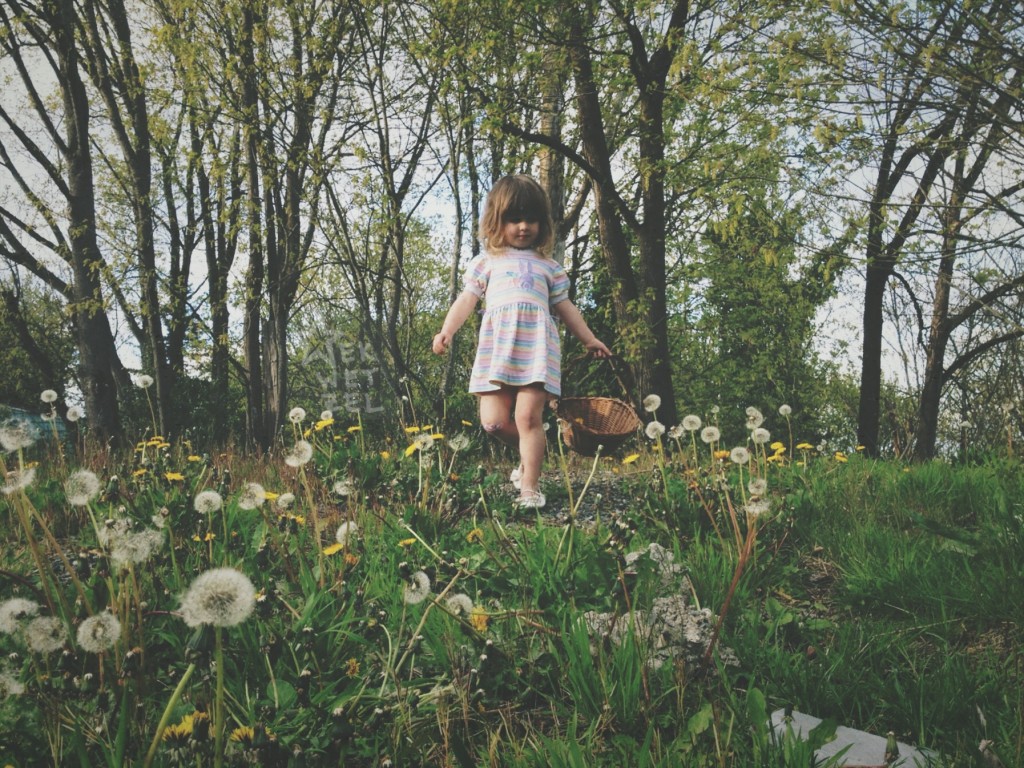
(0, 410, 1021, 766)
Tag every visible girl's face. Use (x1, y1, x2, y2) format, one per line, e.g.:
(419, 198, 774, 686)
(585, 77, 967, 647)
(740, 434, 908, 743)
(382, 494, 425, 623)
(502, 214, 540, 250)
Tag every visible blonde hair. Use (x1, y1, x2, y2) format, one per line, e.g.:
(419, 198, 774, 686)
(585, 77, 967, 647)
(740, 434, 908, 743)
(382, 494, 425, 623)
(479, 175, 556, 257)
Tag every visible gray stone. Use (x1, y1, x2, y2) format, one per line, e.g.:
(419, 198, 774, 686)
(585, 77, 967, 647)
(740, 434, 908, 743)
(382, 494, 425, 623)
(769, 709, 944, 767)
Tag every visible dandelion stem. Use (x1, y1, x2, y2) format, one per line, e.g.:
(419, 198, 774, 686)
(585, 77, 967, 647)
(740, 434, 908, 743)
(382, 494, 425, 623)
(213, 627, 227, 768)
(142, 662, 196, 768)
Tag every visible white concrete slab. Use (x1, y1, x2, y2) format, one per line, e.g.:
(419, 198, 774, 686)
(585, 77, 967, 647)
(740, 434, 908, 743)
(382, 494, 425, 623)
(769, 709, 943, 767)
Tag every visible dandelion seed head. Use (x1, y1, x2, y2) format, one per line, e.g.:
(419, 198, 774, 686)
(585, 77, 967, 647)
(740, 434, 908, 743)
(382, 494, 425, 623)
(2, 467, 36, 495)
(446, 593, 474, 616)
(748, 478, 768, 496)
(700, 426, 720, 444)
(402, 570, 431, 605)
(645, 421, 666, 439)
(745, 498, 770, 520)
(751, 427, 771, 445)
(681, 414, 702, 431)
(179, 568, 257, 628)
(0, 419, 37, 451)
(284, 440, 314, 467)
(642, 394, 661, 413)
(778, 404, 792, 417)
(320, 410, 333, 421)
(40, 390, 58, 404)
(288, 407, 306, 424)
(333, 479, 355, 497)
(0, 599, 39, 635)
(335, 521, 358, 547)
(237, 483, 266, 510)
(135, 374, 154, 389)
(745, 407, 765, 429)
(0, 670, 24, 697)
(109, 529, 164, 567)
(66, 406, 84, 423)
(26, 616, 66, 654)
(194, 490, 223, 514)
(276, 492, 295, 510)
(668, 425, 684, 440)
(414, 433, 435, 452)
(447, 434, 470, 451)
(77, 612, 121, 653)
(65, 469, 101, 507)
(730, 446, 750, 465)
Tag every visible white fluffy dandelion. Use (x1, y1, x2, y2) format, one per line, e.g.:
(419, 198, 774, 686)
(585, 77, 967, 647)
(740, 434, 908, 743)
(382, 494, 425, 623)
(445, 593, 474, 616)
(2, 467, 37, 495)
(745, 407, 765, 429)
(135, 374, 154, 389)
(288, 407, 306, 424)
(66, 406, 84, 423)
(335, 521, 358, 547)
(0, 419, 37, 451)
(402, 570, 431, 605)
(179, 568, 257, 628)
(751, 427, 771, 445)
(414, 433, 435, 452)
(237, 482, 266, 510)
(0, 598, 39, 635)
(681, 414, 702, 432)
(0, 670, 25, 697)
(194, 489, 224, 514)
(65, 469, 101, 506)
(645, 421, 666, 439)
(745, 498, 770, 521)
(276, 492, 296, 510)
(284, 440, 314, 467)
(748, 478, 768, 497)
(333, 479, 355, 497)
(40, 390, 58, 404)
(26, 616, 67, 654)
(642, 394, 661, 413)
(77, 612, 121, 653)
(700, 426, 720, 444)
(109, 529, 164, 567)
(447, 434, 470, 451)
(668, 425, 684, 440)
(319, 410, 333, 421)
(730, 446, 750, 465)
(778, 404, 792, 417)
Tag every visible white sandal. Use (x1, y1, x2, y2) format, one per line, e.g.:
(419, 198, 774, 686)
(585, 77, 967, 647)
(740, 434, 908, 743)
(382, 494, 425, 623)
(516, 490, 546, 509)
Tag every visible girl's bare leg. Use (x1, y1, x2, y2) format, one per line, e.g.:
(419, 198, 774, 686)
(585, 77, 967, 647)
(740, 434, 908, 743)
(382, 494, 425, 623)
(514, 385, 548, 494)
(479, 388, 518, 448)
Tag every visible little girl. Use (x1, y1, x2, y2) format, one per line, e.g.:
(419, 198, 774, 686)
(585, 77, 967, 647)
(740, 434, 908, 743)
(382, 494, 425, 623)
(433, 175, 611, 508)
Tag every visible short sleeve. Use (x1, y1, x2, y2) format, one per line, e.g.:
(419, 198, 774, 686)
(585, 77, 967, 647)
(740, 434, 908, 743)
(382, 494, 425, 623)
(463, 256, 489, 298)
(548, 262, 570, 308)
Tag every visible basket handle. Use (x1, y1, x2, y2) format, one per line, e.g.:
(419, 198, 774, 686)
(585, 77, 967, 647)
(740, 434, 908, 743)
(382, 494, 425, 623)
(563, 353, 638, 406)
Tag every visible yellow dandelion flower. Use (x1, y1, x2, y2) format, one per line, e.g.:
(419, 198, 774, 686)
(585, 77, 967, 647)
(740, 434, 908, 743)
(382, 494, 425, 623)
(347, 425, 361, 433)
(834, 452, 848, 463)
(187, 455, 202, 462)
(345, 657, 360, 677)
(404, 426, 420, 434)
(164, 472, 185, 482)
(404, 443, 418, 457)
(293, 515, 305, 525)
(146, 437, 164, 447)
(398, 537, 417, 548)
(466, 528, 484, 543)
(713, 450, 730, 460)
(263, 491, 280, 501)
(230, 726, 255, 743)
(431, 433, 445, 440)
(158, 442, 171, 450)
(380, 451, 390, 459)
(133, 468, 148, 477)
(855, 445, 866, 452)
(766, 453, 785, 463)
(323, 542, 343, 556)
(461, 420, 473, 427)
(315, 418, 334, 431)
(796, 442, 814, 450)
(470, 606, 489, 632)
(622, 453, 640, 464)
(770, 441, 785, 452)
(421, 424, 433, 431)
(344, 553, 359, 566)
(204, 532, 216, 541)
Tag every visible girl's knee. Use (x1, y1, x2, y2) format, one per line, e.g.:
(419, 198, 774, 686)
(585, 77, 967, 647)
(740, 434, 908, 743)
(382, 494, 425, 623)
(481, 421, 505, 434)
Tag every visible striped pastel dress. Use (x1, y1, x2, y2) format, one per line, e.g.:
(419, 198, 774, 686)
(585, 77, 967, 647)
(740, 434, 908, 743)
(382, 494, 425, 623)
(464, 248, 570, 396)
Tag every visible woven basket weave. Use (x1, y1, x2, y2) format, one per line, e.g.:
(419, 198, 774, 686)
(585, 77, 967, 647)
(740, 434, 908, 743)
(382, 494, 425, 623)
(556, 395, 641, 456)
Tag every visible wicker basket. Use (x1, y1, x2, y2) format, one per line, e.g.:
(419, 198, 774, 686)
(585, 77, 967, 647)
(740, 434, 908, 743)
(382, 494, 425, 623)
(555, 395, 642, 456)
